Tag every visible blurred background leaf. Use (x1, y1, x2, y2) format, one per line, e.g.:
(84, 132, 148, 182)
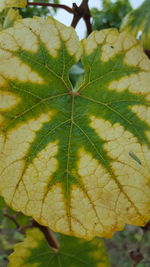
(20, 0, 59, 18)
(105, 225, 150, 266)
(91, 0, 132, 31)
(120, 0, 150, 50)
(0, 196, 31, 267)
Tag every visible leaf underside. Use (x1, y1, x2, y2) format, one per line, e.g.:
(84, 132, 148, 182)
(0, 17, 150, 240)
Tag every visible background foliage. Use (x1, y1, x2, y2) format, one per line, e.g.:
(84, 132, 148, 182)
(92, 0, 132, 30)
(20, 0, 59, 18)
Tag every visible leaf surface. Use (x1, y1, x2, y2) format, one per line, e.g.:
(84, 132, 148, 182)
(0, 17, 150, 239)
(8, 228, 110, 267)
(120, 0, 150, 49)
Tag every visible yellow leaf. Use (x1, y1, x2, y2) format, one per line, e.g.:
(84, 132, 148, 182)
(0, 0, 27, 12)
(2, 8, 21, 29)
(0, 17, 150, 240)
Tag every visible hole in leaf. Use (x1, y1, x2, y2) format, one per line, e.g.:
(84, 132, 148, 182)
(69, 62, 84, 89)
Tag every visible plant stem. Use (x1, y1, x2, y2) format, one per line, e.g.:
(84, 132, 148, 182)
(144, 49, 150, 59)
(27, 1, 74, 14)
(27, 1, 92, 35)
(3, 210, 20, 229)
(33, 220, 59, 252)
(71, 0, 92, 35)
(18, 222, 35, 234)
(3, 208, 59, 251)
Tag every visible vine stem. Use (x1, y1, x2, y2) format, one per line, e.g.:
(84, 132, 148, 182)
(3, 208, 20, 229)
(3, 208, 59, 251)
(33, 220, 59, 252)
(71, 0, 92, 34)
(18, 219, 60, 251)
(27, 1, 74, 14)
(144, 49, 150, 59)
(27, 0, 92, 35)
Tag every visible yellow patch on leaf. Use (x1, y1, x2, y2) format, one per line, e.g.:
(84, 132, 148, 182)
(109, 71, 150, 100)
(0, 111, 55, 199)
(90, 116, 150, 225)
(40, 184, 70, 233)
(0, 91, 20, 110)
(0, 57, 43, 86)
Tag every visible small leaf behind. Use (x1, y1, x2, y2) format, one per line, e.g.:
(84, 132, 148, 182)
(8, 228, 110, 267)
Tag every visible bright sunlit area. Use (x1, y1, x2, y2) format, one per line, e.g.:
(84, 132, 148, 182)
(53, 0, 145, 39)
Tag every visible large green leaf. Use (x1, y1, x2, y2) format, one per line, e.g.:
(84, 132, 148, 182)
(0, 17, 150, 240)
(120, 0, 150, 50)
(8, 228, 110, 266)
